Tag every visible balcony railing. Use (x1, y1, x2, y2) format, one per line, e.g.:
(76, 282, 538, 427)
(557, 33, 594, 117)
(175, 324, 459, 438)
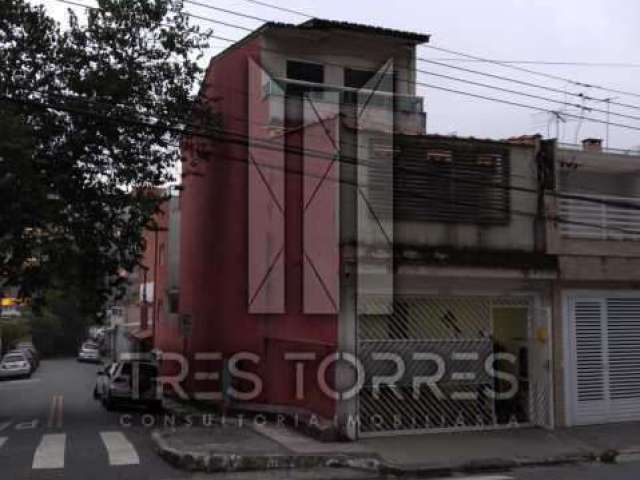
(558, 193, 640, 241)
(262, 78, 424, 114)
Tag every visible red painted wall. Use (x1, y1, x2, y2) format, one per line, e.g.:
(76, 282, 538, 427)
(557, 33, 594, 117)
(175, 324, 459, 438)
(178, 38, 339, 419)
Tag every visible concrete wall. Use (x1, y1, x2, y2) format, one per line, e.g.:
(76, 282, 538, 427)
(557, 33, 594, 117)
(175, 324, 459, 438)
(547, 147, 640, 258)
(260, 29, 418, 97)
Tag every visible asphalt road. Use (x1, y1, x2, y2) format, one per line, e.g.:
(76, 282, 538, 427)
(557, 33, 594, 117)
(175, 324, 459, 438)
(2, 358, 640, 480)
(0, 357, 187, 480)
(409, 463, 640, 480)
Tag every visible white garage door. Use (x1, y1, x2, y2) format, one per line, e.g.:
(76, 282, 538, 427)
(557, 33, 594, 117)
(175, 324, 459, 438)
(567, 295, 640, 425)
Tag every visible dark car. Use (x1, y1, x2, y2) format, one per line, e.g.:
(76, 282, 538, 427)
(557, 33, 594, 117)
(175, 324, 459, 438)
(94, 360, 162, 411)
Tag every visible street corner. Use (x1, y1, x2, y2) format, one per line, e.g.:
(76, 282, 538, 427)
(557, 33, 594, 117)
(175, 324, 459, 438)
(150, 425, 381, 474)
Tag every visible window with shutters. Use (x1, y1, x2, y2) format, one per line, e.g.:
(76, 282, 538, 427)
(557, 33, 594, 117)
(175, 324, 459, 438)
(379, 138, 511, 224)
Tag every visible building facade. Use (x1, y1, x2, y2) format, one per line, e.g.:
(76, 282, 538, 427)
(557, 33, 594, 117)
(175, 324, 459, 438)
(545, 139, 640, 427)
(165, 18, 640, 439)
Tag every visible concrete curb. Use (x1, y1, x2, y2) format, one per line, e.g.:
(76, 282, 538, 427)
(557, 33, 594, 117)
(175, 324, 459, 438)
(151, 430, 382, 474)
(151, 428, 619, 476)
(603, 448, 640, 464)
(378, 452, 599, 478)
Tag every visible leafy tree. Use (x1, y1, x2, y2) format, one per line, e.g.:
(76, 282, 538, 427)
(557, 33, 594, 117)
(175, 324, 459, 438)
(0, 319, 31, 356)
(0, 0, 213, 317)
(27, 289, 92, 356)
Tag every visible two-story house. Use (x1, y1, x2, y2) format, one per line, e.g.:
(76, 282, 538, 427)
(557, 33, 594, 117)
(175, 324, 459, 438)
(353, 133, 557, 437)
(545, 138, 640, 427)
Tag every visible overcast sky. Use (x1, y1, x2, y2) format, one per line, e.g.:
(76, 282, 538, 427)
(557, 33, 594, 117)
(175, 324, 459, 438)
(33, 0, 640, 150)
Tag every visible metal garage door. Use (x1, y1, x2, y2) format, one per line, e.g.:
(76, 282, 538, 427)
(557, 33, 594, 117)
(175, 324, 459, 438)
(568, 295, 640, 425)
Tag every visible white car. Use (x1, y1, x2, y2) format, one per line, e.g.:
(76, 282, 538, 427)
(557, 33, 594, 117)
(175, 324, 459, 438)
(0, 352, 32, 379)
(77, 342, 100, 363)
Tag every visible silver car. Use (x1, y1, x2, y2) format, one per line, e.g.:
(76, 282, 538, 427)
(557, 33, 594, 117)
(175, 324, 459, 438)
(0, 352, 32, 379)
(77, 342, 100, 363)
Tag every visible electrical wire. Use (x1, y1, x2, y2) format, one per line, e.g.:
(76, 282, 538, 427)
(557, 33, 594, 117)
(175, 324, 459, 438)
(235, 0, 313, 18)
(5, 93, 640, 243)
(420, 59, 640, 113)
(178, 0, 640, 104)
(5, 89, 640, 215)
(184, 0, 271, 23)
(52, 0, 640, 129)
(420, 44, 640, 101)
(429, 58, 640, 68)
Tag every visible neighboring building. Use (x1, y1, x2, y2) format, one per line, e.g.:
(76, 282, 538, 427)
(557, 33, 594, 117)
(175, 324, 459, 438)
(545, 138, 640, 427)
(104, 192, 174, 361)
(350, 133, 556, 436)
(153, 195, 184, 372)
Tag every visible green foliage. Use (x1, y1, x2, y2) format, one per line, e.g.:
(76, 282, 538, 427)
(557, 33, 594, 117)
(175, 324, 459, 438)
(26, 289, 95, 356)
(0, 0, 213, 315)
(0, 319, 31, 356)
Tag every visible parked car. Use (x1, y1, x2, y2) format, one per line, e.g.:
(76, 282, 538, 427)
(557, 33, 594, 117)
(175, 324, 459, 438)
(94, 360, 162, 411)
(77, 341, 100, 363)
(0, 352, 32, 379)
(8, 348, 37, 371)
(15, 342, 39, 366)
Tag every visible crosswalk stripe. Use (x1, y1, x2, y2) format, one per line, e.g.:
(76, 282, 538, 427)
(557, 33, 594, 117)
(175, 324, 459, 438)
(99, 431, 140, 466)
(32, 433, 66, 469)
(0, 437, 6, 449)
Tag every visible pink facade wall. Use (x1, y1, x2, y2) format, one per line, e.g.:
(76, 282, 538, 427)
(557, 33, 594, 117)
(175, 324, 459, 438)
(178, 38, 339, 419)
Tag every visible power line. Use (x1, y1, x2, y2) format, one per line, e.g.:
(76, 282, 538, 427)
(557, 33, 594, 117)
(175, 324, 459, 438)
(420, 59, 640, 113)
(178, 0, 640, 104)
(52, 0, 640, 129)
(188, 29, 640, 131)
(235, 0, 313, 18)
(6, 90, 640, 239)
(7, 8, 640, 249)
(7, 88, 600, 234)
(184, 0, 271, 23)
(173, 9, 640, 123)
(420, 69, 640, 123)
(5, 89, 640, 215)
(428, 58, 640, 68)
(421, 44, 640, 101)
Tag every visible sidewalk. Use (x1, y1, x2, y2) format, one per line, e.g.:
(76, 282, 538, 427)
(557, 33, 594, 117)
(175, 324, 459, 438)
(153, 400, 640, 476)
